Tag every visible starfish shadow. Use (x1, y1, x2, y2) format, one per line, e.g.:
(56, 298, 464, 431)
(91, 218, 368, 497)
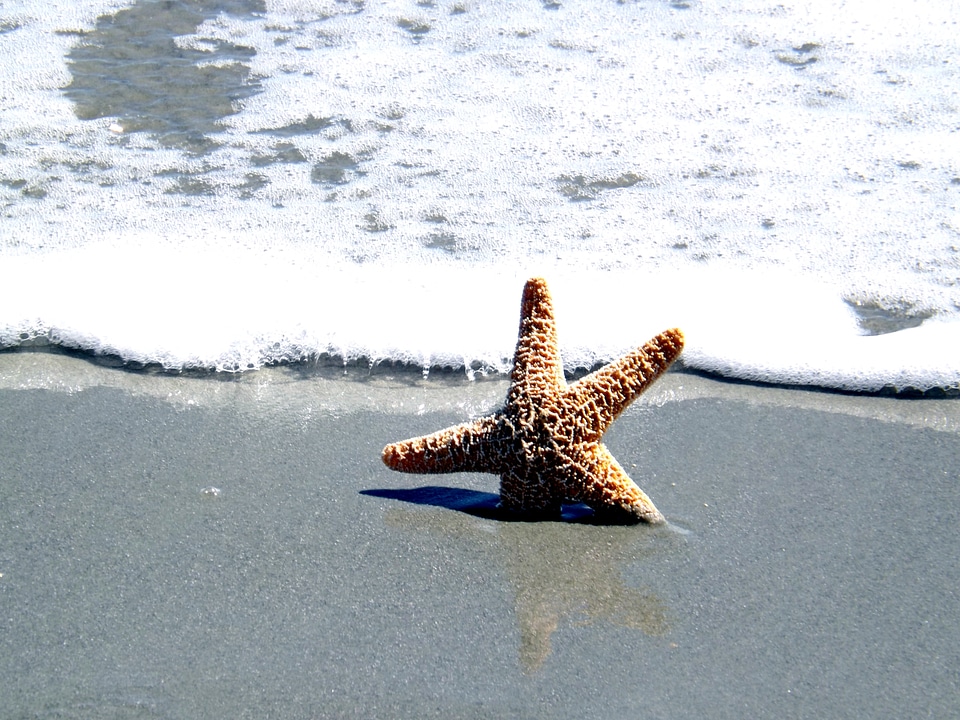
(360, 486, 606, 524)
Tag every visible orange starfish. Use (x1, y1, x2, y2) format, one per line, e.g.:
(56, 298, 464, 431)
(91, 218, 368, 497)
(382, 277, 684, 523)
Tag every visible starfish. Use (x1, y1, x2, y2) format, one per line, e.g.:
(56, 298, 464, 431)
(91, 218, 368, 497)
(381, 277, 684, 524)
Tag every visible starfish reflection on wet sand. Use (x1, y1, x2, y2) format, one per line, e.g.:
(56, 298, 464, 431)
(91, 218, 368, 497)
(382, 277, 684, 523)
(380, 501, 672, 673)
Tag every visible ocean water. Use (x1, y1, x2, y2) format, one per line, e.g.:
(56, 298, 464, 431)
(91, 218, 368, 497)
(1, 0, 958, 393)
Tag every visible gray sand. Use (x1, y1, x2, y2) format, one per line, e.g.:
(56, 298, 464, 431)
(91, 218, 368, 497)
(1, 352, 959, 718)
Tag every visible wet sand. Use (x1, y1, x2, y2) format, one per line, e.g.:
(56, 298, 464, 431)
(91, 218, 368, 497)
(1, 352, 959, 718)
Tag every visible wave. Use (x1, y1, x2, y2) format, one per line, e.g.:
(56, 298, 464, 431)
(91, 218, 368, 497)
(2, 243, 957, 394)
(1, 1, 958, 395)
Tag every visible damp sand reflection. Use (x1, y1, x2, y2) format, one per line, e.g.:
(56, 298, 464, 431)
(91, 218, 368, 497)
(372, 487, 681, 673)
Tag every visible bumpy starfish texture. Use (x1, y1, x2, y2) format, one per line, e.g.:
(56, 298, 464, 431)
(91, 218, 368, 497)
(382, 277, 684, 524)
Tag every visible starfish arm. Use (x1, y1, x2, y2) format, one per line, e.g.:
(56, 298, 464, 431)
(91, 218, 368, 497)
(563, 444, 665, 524)
(565, 328, 684, 438)
(506, 278, 566, 408)
(381, 414, 505, 475)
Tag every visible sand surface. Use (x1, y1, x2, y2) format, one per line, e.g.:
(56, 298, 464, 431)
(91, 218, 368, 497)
(1, 352, 959, 718)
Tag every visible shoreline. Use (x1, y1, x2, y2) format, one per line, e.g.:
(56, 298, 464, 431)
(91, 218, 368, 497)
(1, 351, 958, 717)
(5, 341, 959, 399)
(3, 349, 959, 433)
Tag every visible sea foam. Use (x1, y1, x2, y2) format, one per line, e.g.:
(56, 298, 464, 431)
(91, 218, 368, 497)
(0, 0, 958, 392)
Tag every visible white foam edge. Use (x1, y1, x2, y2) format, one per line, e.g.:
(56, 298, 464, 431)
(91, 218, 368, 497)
(2, 240, 957, 391)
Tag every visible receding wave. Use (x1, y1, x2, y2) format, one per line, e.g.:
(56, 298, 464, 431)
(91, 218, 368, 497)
(1, 1, 958, 394)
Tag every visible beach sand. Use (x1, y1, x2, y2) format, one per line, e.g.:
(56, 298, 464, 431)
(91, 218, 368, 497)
(1, 351, 958, 718)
